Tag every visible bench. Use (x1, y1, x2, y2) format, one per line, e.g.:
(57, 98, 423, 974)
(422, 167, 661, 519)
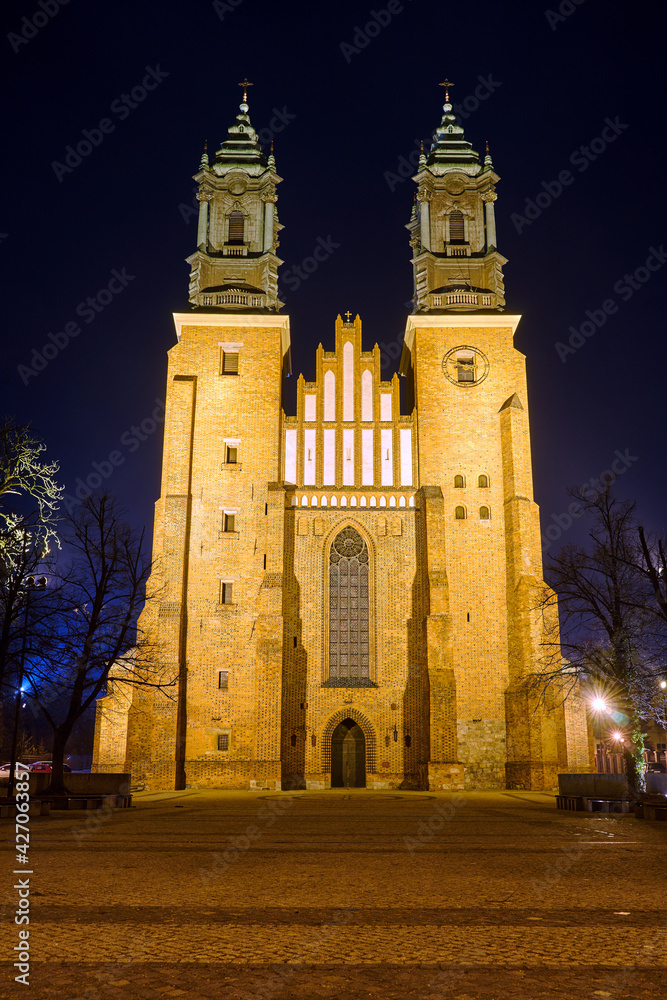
(556, 794, 633, 814)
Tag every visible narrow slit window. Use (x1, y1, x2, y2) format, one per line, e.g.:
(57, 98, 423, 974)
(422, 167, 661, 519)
(228, 211, 244, 244)
(226, 446, 238, 464)
(455, 506, 466, 520)
(449, 210, 465, 243)
(221, 351, 239, 375)
(218, 670, 229, 690)
(217, 734, 229, 751)
(220, 582, 233, 604)
(223, 513, 236, 533)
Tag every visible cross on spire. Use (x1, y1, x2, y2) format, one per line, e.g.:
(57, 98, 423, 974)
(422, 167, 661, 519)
(238, 77, 253, 102)
(439, 78, 454, 101)
(344, 311, 352, 322)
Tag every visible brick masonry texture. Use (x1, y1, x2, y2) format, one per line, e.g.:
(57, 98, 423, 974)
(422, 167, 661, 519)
(93, 309, 592, 791)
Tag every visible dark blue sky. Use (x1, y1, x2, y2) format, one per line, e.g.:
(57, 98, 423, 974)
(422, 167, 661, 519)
(2, 0, 665, 550)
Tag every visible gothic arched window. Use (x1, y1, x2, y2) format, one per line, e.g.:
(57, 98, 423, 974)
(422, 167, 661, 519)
(328, 527, 369, 685)
(228, 211, 245, 244)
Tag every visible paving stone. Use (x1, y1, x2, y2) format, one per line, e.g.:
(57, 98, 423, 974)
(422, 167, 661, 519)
(1, 790, 666, 999)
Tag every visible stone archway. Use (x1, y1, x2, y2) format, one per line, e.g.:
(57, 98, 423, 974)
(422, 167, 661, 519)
(331, 719, 366, 788)
(321, 708, 377, 782)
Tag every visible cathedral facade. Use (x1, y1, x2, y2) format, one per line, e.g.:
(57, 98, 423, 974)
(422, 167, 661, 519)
(93, 83, 592, 791)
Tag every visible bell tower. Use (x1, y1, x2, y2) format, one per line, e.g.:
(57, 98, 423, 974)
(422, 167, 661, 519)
(187, 78, 283, 312)
(401, 82, 580, 791)
(97, 82, 291, 791)
(407, 79, 506, 313)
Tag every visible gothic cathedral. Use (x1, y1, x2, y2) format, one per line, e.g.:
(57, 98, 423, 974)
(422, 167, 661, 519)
(93, 82, 592, 791)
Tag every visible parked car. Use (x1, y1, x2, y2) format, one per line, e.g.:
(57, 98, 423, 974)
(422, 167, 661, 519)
(30, 761, 72, 773)
(646, 762, 666, 774)
(0, 762, 32, 777)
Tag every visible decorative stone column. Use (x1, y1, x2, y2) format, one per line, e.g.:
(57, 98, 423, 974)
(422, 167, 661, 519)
(419, 190, 431, 252)
(196, 188, 212, 250)
(483, 190, 497, 250)
(262, 190, 277, 252)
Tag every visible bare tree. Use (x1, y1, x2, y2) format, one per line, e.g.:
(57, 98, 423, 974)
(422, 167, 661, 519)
(23, 493, 169, 795)
(637, 526, 667, 634)
(0, 420, 63, 697)
(0, 419, 62, 551)
(540, 484, 664, 790)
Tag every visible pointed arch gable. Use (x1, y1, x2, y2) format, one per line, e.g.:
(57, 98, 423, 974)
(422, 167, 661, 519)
(321, 516, 375, 565)
(321, 708, 377, 774)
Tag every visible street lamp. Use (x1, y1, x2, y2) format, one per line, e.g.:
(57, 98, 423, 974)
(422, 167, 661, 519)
(590, 698, 608, 772)
(6, 576, 47, 801)
(660, 682, 667, 767)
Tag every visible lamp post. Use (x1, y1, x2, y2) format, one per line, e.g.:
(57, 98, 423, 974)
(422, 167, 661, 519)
(591, 697, 607, 772)
(660, 681, 667, 767)
(6, 575, 47, 801)
(611, 731, 625, 773)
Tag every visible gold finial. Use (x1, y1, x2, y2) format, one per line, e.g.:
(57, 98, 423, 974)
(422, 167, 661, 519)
(344, 311, 352, 322)
(238, 77, 253, 102)
(270, 140, 274, 154)
(420, 139, 424, 154)
(485, 139, 490, 154)
(439, 78, 454, 101)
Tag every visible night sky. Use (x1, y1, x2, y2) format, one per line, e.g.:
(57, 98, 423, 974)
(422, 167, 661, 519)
(2, 0, 665, 551)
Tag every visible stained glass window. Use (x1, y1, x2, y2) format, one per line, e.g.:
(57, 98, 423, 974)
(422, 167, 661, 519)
(328, 527, 369, 682)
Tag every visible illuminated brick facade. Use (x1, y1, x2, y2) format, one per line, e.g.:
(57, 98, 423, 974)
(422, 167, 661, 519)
(93, 87, 591, 791)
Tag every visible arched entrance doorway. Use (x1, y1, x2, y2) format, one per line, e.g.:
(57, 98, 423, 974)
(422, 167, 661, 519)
(331, 719, 366, 788)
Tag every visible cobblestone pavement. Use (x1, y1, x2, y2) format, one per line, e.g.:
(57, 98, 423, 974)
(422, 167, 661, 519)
(1, 789, 666, 998)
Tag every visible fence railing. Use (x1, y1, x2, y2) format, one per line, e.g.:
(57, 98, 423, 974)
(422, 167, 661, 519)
(595, 748, 666, 774)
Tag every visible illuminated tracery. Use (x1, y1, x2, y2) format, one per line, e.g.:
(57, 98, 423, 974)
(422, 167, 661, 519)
(328, 527, 369, 683)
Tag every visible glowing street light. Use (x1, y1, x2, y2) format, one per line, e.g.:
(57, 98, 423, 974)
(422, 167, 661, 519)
(590, 697, 610, 771)
(660, 680, 666, 690)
